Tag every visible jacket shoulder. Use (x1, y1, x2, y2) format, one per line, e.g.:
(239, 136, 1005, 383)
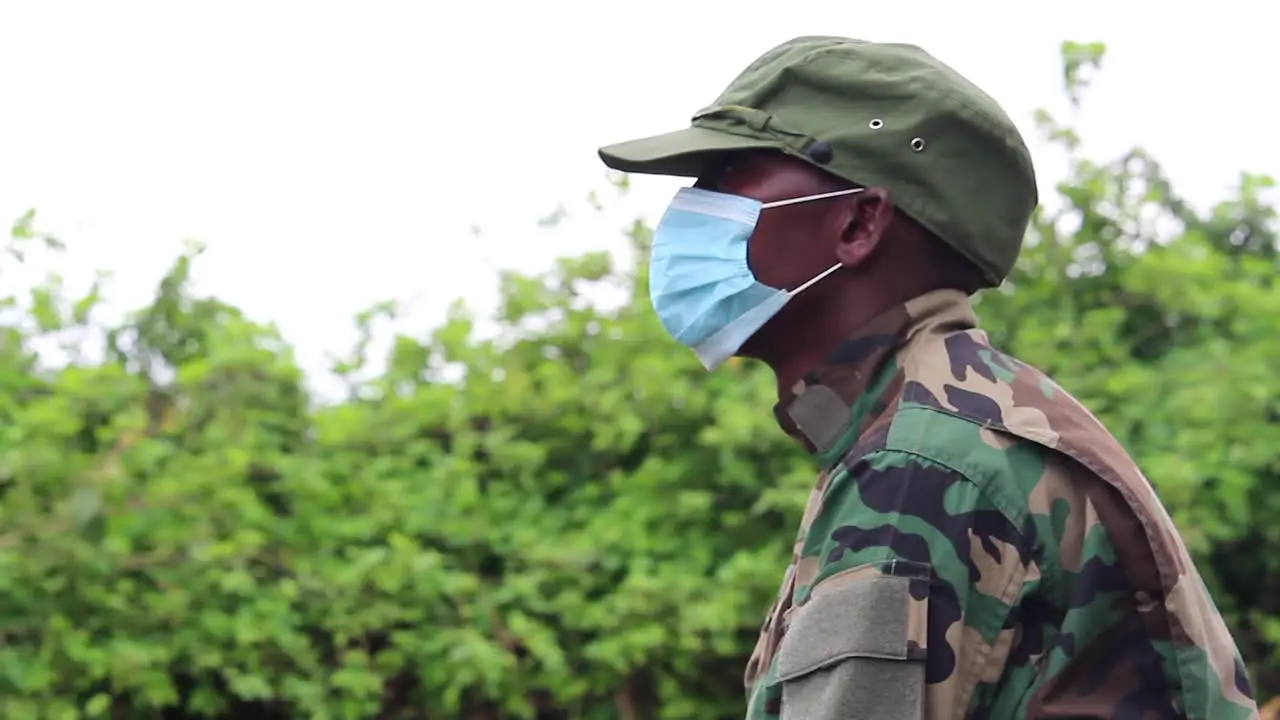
(877, 402, 1052, 528)
(892, 327, 1258, 718)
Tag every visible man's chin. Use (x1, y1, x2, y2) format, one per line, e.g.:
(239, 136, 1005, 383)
(734, 336, 767, 362)
(737, 318, 787, 361)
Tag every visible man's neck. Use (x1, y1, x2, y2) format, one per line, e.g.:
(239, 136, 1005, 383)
(764, 303, 889, 405)
(764, 289, 978, 458)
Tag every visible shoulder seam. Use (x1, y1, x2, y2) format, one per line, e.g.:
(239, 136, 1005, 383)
(854, 445, 1031, 542)
(878, 408, 1057, 591)
(881, 405, 1032, 530)
(880, 405, 1062, 598)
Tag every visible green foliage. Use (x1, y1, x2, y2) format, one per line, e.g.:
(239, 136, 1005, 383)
(1, 41, 1278, 719)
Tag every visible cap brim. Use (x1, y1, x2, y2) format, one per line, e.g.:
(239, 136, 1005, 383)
(598, 126, 780, 177)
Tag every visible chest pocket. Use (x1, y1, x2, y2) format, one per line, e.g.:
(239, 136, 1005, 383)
(776, 563, 929, 720)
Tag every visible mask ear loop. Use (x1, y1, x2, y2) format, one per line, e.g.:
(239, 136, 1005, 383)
(761, 187, 864, 209)
(789, 262, 843, 296)
(764, 188, 863, 296)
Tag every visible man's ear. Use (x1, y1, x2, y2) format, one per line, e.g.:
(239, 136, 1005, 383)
(834, 186, 894, 268)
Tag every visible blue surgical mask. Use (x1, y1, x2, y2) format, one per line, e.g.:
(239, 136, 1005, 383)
(649, 186, 865, 370)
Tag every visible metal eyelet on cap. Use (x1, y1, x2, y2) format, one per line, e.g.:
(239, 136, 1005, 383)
(869, 118, 883, 129)
(910, 137, 926, 152)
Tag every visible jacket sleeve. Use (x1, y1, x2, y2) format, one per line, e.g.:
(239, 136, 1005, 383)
(774, 449, 1037, 720)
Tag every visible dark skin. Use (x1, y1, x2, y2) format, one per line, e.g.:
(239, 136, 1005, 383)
(693, 150, 984, 402)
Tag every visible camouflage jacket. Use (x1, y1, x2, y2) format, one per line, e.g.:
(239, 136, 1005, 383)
(743, 289, 1258, 720)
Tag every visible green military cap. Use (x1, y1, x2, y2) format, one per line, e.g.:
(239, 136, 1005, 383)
(599, 36, 1038, 287)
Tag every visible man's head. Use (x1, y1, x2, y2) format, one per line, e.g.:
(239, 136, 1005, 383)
(598, 36, 1037, 376)
(688, 150, 988, 360)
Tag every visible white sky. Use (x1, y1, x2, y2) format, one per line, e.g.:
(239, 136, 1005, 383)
(1, 2, 1275, 394)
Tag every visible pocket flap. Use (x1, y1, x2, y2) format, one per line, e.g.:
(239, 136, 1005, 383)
(777, 561, 930, 682)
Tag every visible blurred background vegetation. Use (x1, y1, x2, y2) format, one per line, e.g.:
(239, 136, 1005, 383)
(2, 42, 1278, 720)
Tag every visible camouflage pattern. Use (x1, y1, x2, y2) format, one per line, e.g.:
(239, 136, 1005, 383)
(745, 289, 1258, 719)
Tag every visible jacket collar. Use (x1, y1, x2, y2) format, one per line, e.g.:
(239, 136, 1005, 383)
(773, 289, 978, 464)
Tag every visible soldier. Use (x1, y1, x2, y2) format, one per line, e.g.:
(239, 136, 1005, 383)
(597, 36, 1258, 720)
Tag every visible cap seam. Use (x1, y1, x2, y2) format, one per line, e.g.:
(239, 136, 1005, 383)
(691, 114, 813, 158)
